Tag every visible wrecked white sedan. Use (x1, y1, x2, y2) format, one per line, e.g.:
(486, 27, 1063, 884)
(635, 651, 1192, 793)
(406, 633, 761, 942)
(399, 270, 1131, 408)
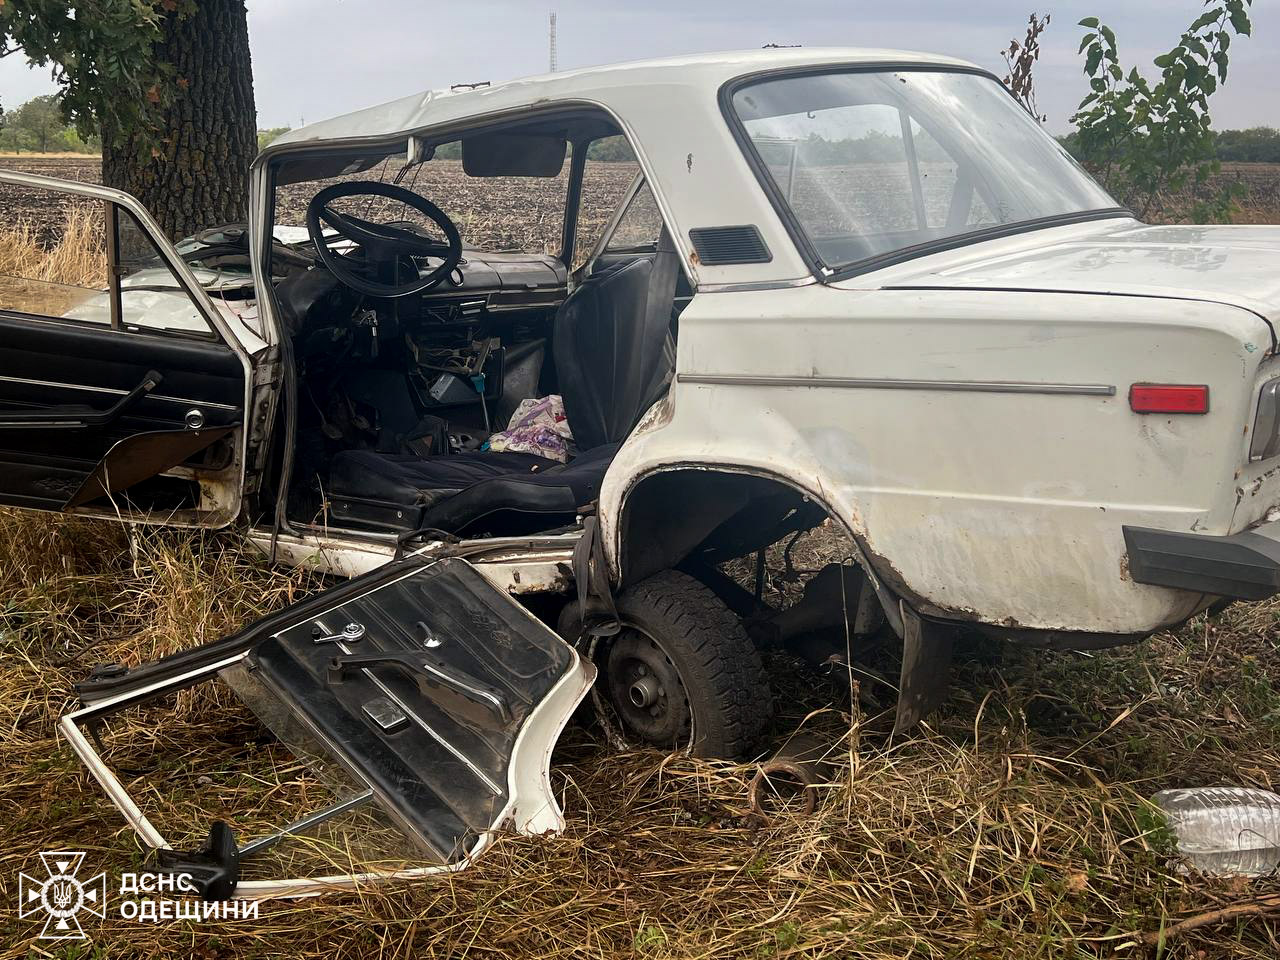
(4, 47, 1280, 897)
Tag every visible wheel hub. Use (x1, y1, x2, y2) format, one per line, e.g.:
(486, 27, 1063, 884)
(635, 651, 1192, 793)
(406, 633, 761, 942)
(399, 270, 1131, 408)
(603, 629, 691, 747)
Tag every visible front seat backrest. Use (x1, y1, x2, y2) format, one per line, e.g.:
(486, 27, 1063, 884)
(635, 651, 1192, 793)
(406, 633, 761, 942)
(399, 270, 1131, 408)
(553, 232, 679, 451)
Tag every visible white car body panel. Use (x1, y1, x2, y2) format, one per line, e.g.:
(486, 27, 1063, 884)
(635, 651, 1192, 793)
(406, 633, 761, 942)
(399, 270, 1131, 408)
(865, 219, 1280, 322)
(599, 224, 1277, 634)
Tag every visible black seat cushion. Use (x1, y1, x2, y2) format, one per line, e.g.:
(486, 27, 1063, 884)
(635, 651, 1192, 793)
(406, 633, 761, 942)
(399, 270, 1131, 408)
(415, 442, 619, 534)
(330, 449, 559, 510)
(328, 443, 619, 535)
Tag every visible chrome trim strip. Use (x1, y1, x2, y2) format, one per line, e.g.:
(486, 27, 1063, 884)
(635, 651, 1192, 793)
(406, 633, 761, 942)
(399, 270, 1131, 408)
(677, 373, 1116, 397)
(696, 276, 818, 294)
(0, 374, 240, 411)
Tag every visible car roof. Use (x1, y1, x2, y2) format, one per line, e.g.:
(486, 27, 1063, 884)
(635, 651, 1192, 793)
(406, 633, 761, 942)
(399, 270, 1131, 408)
(266, 47, 981, 152)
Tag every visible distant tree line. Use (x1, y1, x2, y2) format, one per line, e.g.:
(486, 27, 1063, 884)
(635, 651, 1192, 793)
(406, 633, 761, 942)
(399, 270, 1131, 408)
(257, 126, 290, 150)
(1211, 127, 1280, 162)
(10, 97, 1279, 170)
(1058, 127, 1280, 165)
(0, 94, 99, 153)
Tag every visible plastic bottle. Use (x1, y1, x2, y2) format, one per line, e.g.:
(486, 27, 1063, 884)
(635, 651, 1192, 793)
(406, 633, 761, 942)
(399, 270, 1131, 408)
(1152, 786, 1280, 876)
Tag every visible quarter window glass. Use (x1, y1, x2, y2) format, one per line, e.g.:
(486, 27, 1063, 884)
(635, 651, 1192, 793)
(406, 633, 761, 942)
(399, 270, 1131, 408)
(573, 135, 639, 268)
(606, 183, 663, 251)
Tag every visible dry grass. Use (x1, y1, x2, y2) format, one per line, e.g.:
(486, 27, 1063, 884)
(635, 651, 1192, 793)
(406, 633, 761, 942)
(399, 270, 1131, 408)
(1, 510, 1278, 958)
(0, 208, 106, 320)
(0, 207, 105, 285)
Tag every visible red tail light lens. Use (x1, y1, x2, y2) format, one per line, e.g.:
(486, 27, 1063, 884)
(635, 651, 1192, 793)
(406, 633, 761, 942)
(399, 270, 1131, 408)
(1129, 384, 1209, 414)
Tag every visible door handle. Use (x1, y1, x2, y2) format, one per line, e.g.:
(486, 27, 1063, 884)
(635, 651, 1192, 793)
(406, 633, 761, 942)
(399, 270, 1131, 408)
(327, 651, 512, 724)
(0, 370, 164, 429)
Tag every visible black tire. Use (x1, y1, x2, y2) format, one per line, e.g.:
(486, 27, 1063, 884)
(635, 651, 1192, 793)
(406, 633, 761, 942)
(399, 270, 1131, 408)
(565, 569, 773, 759)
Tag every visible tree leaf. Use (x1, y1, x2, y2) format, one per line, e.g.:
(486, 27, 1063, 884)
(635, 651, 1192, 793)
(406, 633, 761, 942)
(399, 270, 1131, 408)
(1189, 11, 1220, 32)
(1078, 16, 1100, 28)
(1086, 46, 1104, 77)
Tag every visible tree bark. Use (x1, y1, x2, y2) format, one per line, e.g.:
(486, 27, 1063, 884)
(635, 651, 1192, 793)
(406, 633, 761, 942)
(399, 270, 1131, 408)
(102, 0, 256, 241)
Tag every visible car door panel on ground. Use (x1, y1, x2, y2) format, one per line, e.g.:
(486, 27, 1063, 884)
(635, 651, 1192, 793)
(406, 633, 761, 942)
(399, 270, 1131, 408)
(0, 174, 246, 517)
(63, 555, 595, 898)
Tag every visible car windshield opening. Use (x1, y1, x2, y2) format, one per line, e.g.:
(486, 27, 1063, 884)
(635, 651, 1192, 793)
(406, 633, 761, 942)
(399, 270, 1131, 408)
(730, 69, 1120, 273)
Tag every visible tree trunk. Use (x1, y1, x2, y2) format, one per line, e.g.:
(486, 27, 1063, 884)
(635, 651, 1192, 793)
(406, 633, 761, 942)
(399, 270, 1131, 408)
(102, 0, 256, 241)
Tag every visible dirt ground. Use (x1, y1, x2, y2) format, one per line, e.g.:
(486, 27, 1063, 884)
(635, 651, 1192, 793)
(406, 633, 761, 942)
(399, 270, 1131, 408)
(0, 154, 638, 258)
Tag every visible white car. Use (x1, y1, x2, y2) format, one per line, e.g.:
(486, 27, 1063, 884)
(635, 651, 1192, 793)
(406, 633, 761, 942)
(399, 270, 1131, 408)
(4, 47, 1279, 897)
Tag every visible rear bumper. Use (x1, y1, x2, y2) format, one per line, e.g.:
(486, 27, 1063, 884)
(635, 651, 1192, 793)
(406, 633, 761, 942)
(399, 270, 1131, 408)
(1123, 520, 1280, 601)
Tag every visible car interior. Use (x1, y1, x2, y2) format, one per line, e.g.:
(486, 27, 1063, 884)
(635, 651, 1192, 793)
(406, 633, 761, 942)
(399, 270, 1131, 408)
(249, 112, 688, 540)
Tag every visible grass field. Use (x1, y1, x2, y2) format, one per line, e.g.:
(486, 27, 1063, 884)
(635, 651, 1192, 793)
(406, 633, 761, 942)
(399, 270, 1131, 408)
(1, 156, 1279, 957)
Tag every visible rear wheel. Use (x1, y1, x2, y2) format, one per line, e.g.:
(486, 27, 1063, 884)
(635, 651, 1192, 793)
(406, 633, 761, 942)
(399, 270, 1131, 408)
(564, 569, 772, 758)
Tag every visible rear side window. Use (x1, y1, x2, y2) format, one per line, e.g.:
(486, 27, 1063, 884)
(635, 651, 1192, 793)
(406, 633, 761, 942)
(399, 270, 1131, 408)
(606, 183, 663, 252)
(573, 135, 639, 268)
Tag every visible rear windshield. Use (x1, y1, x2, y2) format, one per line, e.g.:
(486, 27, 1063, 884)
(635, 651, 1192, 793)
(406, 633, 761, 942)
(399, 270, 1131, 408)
(730, 70, 1119, 273)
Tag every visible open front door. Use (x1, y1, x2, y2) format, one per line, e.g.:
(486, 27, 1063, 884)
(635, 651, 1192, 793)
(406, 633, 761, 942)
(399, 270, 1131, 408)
(0, 172, 251, 525)
(61, 555, 594, 899)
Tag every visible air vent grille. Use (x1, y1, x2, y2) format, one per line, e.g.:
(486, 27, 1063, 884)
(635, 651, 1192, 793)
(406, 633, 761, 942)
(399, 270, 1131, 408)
(688, 225, 772, 266)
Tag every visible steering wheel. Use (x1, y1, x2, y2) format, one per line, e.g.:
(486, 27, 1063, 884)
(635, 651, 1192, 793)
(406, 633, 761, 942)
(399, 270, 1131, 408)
(305, 181, 463, 298)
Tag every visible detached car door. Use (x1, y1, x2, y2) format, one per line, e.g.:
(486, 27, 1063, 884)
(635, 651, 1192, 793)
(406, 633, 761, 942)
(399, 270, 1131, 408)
(62, 554, 595, 899)
(0, 172, 250, 525)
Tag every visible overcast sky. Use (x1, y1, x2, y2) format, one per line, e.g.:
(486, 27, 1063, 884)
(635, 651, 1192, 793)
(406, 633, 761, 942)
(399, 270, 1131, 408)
(1, 1, 1276, 134)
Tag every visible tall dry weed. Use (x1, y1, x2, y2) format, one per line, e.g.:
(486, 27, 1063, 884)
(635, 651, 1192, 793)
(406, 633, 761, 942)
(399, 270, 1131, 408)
(0, 208, 106, 316)
(0, 206, 105, 287)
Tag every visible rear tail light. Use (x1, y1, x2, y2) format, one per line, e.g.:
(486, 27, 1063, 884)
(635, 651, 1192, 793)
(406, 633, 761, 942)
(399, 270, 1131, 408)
(1129, 383, 1209, 415)
(1251, 377, 1280, 461)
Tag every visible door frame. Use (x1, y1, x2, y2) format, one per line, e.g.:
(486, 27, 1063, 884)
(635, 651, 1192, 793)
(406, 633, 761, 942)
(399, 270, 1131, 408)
(0, 170, 260, 527)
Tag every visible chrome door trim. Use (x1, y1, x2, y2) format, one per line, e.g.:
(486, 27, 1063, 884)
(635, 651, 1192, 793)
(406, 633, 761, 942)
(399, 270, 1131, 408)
(0, 374, 241, 412)
(695, 276, 818, 293)
(676, 373, 1116, 396)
